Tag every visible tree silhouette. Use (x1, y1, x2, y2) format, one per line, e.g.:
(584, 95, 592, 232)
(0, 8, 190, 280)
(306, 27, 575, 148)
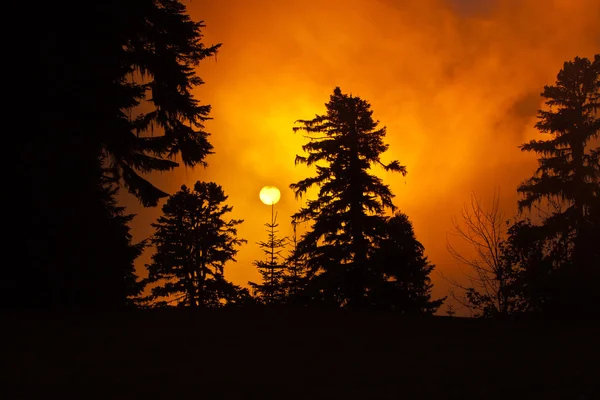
(369, 212, 444, 314)
(499, 219, 554, 314)
(290, 87, 407, 308)
(249, 212, 288, 305)
(445, 191, 518, 317)
(12, 1, 220, 308)
(45, 162, 146, 309)
(142, 182, 245, 308)
(96, 170, 146, 308)
(516, 55, 599, 315)
(37, 0, 220, 207)
(102, 0, 221, 206)
(282, 222, 309, 306)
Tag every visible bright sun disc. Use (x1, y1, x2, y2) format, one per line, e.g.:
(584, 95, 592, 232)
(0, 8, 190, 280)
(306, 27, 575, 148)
(259, 186, 281, 205)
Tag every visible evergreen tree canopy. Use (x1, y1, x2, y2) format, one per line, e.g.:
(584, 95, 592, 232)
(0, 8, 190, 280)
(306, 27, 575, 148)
(369, 212, 444, 314)
(9, 1, 220, 309)
(500, 219, 554, 315)
(143, 182, 245, 308)
(515, 54, 600, 316)
(290, 87, 407, 308)
(518, 55, 599, 238)
(95, 172, 147, 308)
(40, 0, 221, 206)
(249, 213, 288, 305)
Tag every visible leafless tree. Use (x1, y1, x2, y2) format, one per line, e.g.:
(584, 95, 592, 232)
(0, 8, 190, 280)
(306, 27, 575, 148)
(445, 190, 513, 317)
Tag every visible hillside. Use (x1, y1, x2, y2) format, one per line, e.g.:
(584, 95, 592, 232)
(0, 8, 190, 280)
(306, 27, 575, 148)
(4, 310, 599, 399)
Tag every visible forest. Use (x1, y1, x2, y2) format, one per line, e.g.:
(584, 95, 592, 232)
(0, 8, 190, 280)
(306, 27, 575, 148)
(6, 0, 599, 398)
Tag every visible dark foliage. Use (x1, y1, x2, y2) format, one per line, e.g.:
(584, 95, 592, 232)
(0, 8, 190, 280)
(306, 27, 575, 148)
(368, 212, 445, 314)
(9, 1, 219, 309)
(281, 222, 310, 306)
(142, 182, 245, 308)
(290, 87, 438, 312)
(249, 212, 289, 305)
(500, 220, 556, 315)
(290, 87, 405, 307)
(514, 55, 599, 316)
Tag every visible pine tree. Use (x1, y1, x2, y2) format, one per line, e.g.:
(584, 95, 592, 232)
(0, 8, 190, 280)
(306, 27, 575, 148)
(10, 1, 221, 309)
(290, 87, 407, 308)
(516, 55, 600, 315)
(249, 212, 288, 305)
(102, 0, 221, 206)
(369, 212, 444, 314)
(143, 182, 245, 308)
(38, 0, 221, 206)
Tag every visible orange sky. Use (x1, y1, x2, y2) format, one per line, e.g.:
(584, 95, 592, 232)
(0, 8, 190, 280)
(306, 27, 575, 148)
(120, 0, 600, 309)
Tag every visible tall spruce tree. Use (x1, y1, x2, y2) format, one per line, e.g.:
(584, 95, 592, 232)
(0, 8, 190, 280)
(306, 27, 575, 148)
(11, 1, 220, 308)
(142, 182, 245, 308)
(516, 55, 599, 315)
(290, 87, 407, 308)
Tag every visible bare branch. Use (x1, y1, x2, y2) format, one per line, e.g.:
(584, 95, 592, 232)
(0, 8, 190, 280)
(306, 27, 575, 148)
(446, 189, 511, 316)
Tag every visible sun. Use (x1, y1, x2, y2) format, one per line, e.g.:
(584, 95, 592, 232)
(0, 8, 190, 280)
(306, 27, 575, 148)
(259, 186, 281, 205)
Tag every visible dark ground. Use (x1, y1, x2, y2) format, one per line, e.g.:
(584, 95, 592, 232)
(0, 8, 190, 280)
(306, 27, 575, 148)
(3, 309, 599, 399)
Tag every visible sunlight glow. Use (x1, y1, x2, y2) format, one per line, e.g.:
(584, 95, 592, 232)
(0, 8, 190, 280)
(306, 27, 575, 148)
(259, 186, 281, 205)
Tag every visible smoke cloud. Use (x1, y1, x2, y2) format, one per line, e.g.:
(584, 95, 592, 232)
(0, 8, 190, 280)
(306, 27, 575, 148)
(123, 0, 600, 306)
